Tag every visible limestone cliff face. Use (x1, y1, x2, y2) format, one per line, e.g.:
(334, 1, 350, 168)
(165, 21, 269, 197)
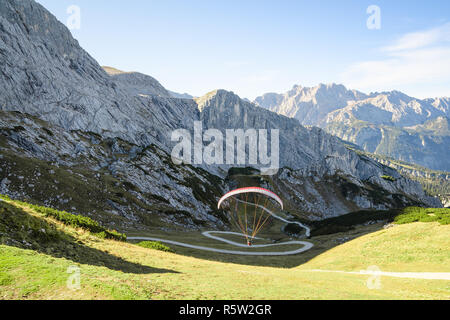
(0, 0, 199, 149)
(0, 0, 441, 230)
(0, 0, 217, 230)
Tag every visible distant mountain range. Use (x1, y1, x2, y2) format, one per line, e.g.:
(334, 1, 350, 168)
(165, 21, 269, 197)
(254, 84, 450, 171)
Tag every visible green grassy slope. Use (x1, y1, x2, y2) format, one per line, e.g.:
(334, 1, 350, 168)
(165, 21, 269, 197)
(1, 196, 449, 300)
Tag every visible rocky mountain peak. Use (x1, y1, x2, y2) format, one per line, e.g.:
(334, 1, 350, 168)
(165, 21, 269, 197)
(103, 66, 171, 98)
(195, 89, 246, 112)
(255, 83, 367, 125)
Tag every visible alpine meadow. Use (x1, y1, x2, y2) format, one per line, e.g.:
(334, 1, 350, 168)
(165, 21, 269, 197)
(0, 0, 449, 304)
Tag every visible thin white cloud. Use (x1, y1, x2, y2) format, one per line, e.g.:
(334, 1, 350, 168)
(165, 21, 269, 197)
(383, 22, 450, 52)
(341, 23, 450, 97)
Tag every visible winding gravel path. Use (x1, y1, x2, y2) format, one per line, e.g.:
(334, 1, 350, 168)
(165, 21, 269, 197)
(308, 269, 450, 281)
(128, 201, 314, 256)
(128, 201, 450, 277)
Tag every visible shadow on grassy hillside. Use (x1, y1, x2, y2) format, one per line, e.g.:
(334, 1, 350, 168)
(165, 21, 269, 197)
(166, 206, 448, 268)
(146, 209, 419, 268)
(154, 224, 386, 268)
(0, 201, 177, 275)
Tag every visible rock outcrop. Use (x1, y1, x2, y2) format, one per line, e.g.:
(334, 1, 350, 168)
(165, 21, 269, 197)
(0, 0, 442, 232)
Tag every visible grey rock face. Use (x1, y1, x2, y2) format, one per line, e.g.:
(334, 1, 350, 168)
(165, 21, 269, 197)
(0, 0, 442, 231)
(0, 110, 227, 230)
(425, 97, 450, 116)
(0, 0, 216, 229)
(0, 0, 199, 149)
(254, 92, 284, 112)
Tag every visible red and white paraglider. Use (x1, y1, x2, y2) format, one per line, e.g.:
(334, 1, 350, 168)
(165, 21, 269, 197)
(218, 187, 284, 246)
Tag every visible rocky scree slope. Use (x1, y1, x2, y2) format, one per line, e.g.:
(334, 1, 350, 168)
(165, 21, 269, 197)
(0, 0, 441, 233)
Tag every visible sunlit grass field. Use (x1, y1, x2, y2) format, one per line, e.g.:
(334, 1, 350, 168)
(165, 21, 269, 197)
(1, 197, 449, 300)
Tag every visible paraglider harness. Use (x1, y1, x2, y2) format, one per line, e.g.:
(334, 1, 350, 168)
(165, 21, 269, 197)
(247, 239, 253, 246)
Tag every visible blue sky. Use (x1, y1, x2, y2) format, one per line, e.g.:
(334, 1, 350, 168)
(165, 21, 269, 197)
(36, 0, 450, 99)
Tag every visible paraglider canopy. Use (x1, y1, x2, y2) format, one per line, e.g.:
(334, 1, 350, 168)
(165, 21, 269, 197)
(218, 187, 284, 210)
(217, 187, 284, 245)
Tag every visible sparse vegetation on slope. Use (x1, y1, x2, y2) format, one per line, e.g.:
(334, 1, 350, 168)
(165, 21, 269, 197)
(0, 194, 126, 241)
(381, 175, 396, 182)
(346, 144, 450, 202)
(1, 197, 449, 299)
(136, 241, 174, 253)
(308, 206, 450, 236)
(393, 207, 450, 225)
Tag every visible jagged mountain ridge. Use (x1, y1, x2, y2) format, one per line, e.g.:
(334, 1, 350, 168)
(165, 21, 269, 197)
(255, 84, 450, 171)
(255, 84, 368, 125)
(325, 91, 445, 127)
(426, 97, 450, 116)
(0, 0, 441, 232)
(255, 84, 448, 126)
